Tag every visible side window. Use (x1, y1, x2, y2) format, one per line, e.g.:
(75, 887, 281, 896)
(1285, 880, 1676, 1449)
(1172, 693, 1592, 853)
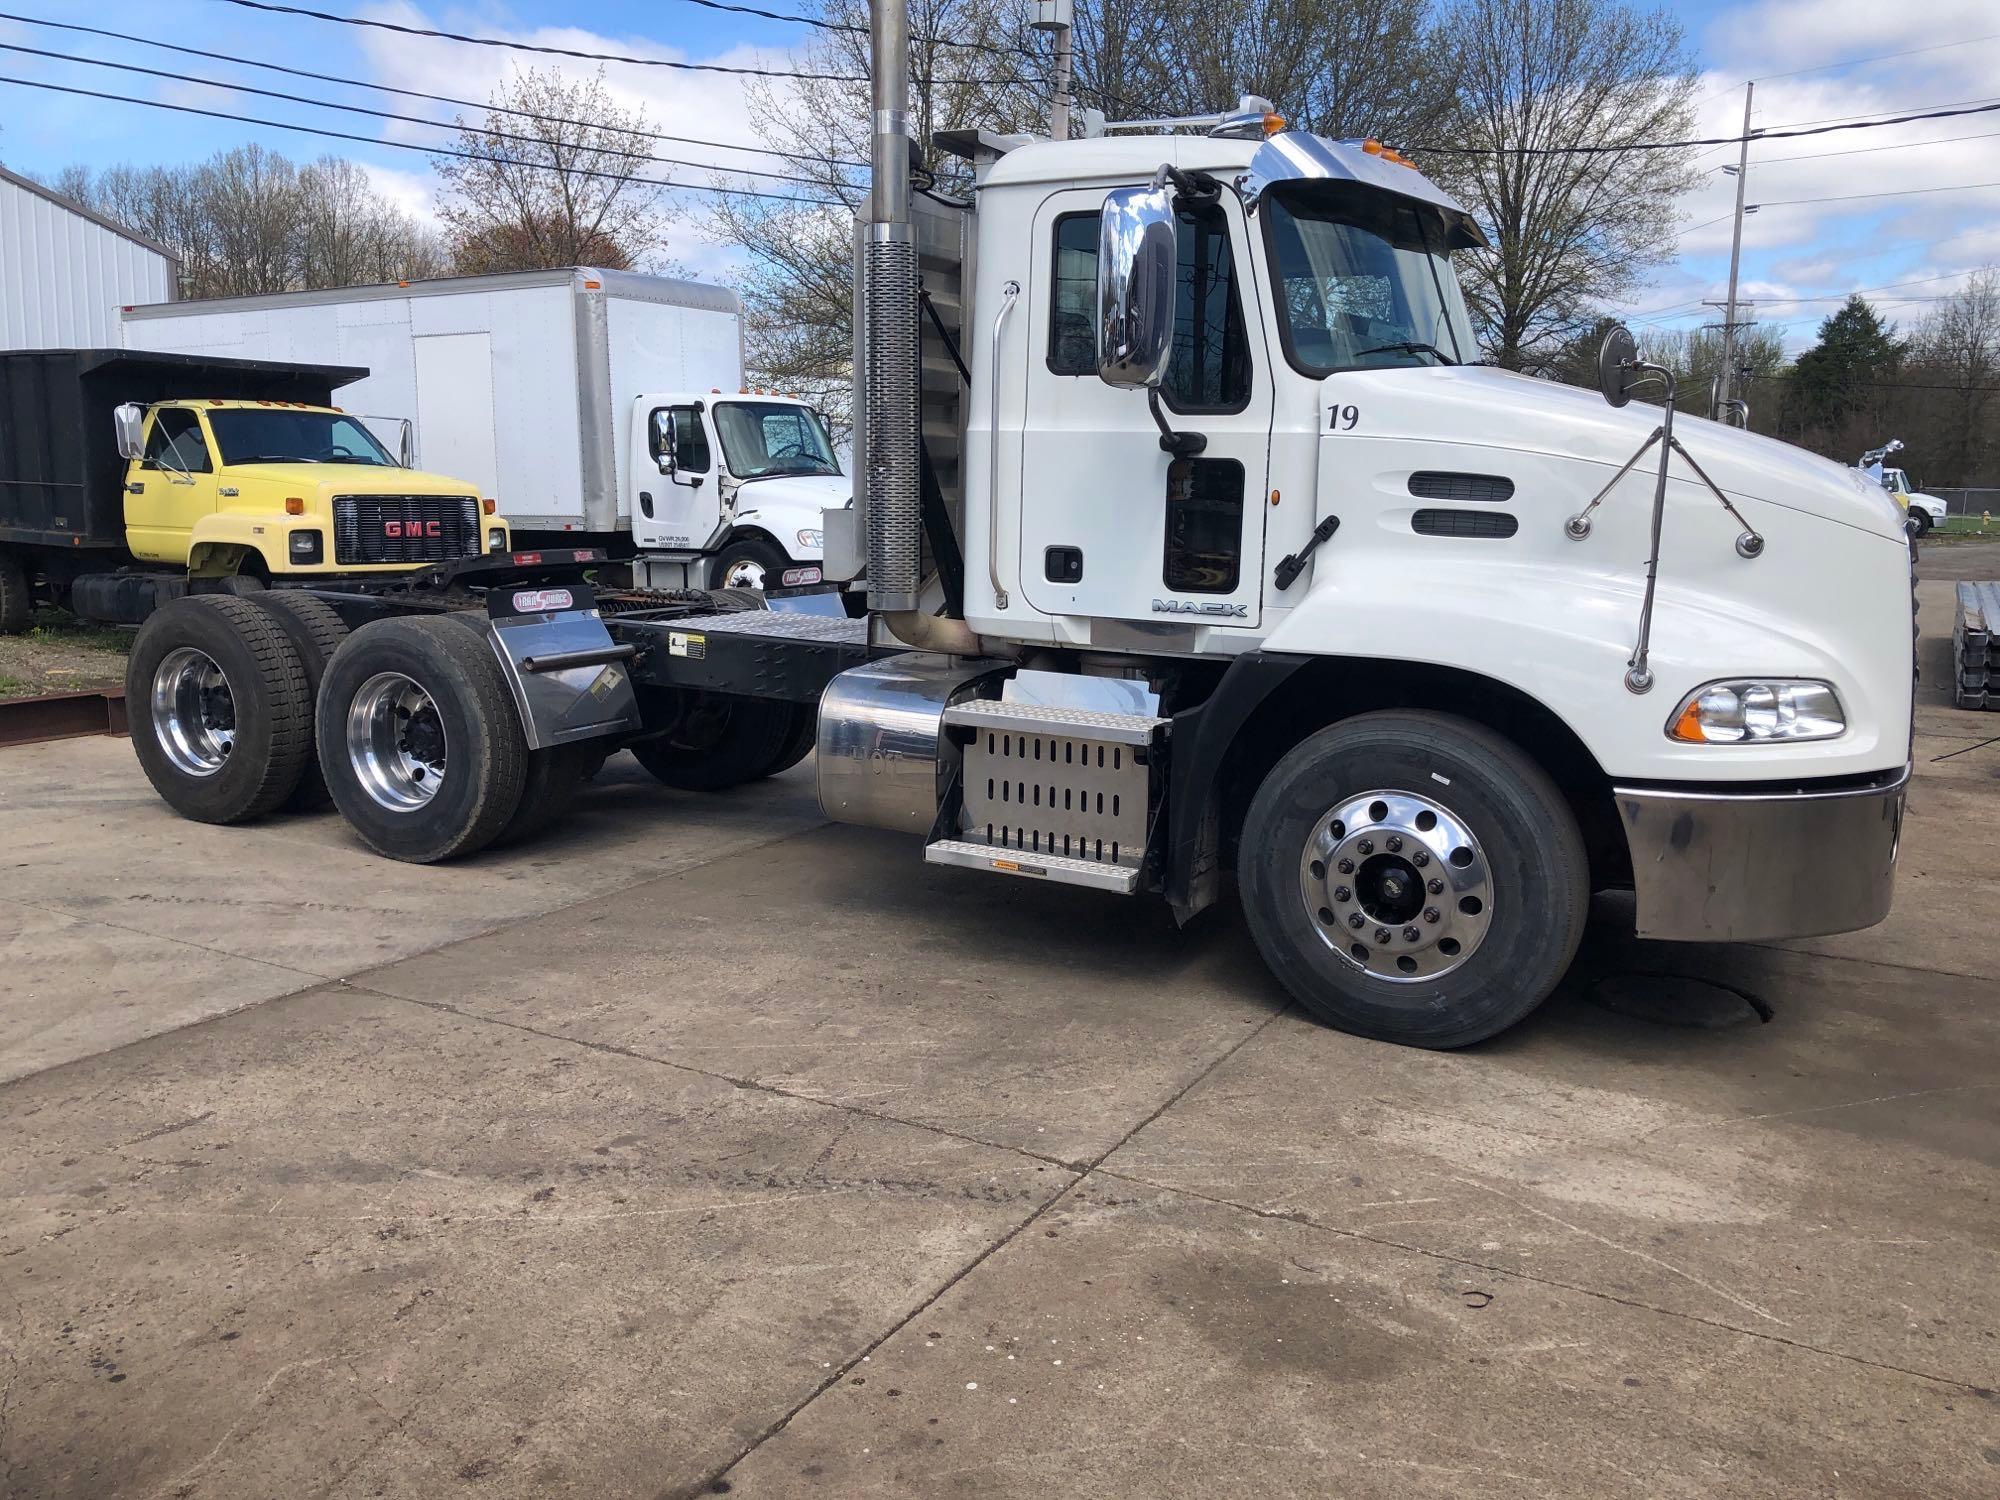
(649, 406, 711, 473)
(1045, 204, 1252, 411)
(1163, 457, 1244, 594)
(144, 407, 211, 474)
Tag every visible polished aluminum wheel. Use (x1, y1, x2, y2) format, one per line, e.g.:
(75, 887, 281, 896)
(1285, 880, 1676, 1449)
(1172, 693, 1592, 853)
(346, 671, 447, 811)
(151, 646, 235, 777)
(719, 557, 768, 589)
(1298, 789, 1493, 982)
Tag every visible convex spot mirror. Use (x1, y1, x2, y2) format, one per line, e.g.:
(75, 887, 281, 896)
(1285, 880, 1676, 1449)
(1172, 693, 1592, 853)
(1096, 181, 1177, 389)
(112, 402, 145, 461)
(1597, 324, 1639, 408)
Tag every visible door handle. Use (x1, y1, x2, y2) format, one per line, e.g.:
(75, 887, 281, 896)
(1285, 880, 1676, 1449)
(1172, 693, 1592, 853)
(127, 481, 144, 494)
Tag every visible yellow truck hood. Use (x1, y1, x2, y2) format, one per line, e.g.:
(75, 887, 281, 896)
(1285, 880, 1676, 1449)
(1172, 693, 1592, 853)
(221, 464, 480, 496)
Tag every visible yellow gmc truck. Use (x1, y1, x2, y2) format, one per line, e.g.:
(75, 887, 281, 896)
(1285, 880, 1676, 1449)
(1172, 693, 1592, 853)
(0, 349, 509, 631)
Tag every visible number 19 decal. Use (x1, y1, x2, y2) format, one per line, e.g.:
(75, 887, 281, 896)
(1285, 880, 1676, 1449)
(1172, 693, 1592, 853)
(1328, 405, 1360, 431)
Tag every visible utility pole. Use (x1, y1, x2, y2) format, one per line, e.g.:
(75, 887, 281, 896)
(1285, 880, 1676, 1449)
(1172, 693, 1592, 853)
(1718, 80, 1755, 414)
(1034, 0, 1075, 141)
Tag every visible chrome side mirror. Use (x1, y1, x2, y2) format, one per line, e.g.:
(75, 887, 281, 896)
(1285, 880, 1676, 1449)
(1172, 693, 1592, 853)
(397, 419, 415, 468)
(113, 402, 145, 461)
(1096, 182, 1177, 389)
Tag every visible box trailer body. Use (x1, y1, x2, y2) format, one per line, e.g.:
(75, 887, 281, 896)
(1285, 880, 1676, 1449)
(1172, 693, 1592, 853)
(121, 268, 745, 541)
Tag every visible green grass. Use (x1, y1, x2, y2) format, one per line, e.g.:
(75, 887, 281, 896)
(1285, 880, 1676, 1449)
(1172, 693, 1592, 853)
(25, 607, 132, 653)
(0, 672, 25, 695)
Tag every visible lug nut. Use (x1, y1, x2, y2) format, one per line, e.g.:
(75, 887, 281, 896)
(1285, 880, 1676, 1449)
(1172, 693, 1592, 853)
(1336, 858, 1354, 875)
(1427, 878, 1444, 895)
(1357, 838, 1374, 855)
(1386, 835, 1403, 853)
(1402, 925, 1421, 942)
(1374, 927, 1392, 944)
(1412, 850, 1429, 867)
(1333, 886, 1352, 903)
(1424, 908, 1440, 924)
(1348, 912, 1366, 929)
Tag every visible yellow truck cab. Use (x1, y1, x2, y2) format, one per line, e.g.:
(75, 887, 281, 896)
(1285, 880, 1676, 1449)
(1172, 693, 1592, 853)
(0, 349, 509, 632)
(119, 398, 505, 579)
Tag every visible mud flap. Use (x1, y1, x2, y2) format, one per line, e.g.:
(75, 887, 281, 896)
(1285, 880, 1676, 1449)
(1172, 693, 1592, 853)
(481, 584, 641, 750)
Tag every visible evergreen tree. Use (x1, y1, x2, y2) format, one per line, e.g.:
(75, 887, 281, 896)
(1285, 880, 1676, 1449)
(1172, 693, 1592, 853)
(1790, 295, 1902, 431)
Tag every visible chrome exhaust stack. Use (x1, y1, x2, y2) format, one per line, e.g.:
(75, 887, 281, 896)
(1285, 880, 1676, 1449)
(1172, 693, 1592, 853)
(861, 0, 921, 615)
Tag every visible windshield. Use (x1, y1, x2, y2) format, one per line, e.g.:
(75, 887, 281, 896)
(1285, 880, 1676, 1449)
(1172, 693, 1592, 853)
(206, 408, 396, 467)
(713, 402, 840, 480)
(1264, 186, 1476, 372)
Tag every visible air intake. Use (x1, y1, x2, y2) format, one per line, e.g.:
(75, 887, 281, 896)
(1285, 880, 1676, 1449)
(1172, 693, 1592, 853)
(1412, 509, 1518, 538)
(1409, 471, 1514, 502)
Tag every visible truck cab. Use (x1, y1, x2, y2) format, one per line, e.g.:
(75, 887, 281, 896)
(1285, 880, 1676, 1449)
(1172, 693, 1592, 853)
(628, 391, 843, 590)
(119, 398, 509, 579)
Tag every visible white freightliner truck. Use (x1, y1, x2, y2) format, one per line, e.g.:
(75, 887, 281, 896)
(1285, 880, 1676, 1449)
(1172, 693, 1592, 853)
(114, 0, 1913, 1049)
(1858, 440, 1947, 536)
(120, 268, 843, 589)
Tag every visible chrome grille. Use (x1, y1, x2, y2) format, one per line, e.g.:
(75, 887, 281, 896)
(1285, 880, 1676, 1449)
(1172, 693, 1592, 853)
(333, 495, 482, 566)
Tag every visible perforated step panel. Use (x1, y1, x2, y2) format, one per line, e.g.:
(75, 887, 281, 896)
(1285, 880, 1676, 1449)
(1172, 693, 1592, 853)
(932, 697, 1162, 890)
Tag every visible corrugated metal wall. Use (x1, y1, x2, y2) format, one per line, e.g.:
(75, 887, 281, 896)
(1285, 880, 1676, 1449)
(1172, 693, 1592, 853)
(1, 173, 175, 349)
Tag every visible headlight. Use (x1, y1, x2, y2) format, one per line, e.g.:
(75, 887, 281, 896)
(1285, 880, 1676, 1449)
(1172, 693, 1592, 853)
(1667, 679, 1845, 744)
(796, 528, 824, 549)
(488, 528, 507, 552)
(288, 530, 323, 564)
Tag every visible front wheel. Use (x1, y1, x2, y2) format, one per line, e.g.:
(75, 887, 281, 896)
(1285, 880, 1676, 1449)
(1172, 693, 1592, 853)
(1238, 711, 1588, 1049)
(708, 537, 787, 591)
(1907, 509, 1934, 537)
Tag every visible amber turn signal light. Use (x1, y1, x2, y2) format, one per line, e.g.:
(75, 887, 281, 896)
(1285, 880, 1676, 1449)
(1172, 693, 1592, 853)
(284, 496, 305, 516)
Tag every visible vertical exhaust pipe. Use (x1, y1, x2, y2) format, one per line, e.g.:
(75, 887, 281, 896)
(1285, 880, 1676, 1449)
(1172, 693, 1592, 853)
(863, 0, 922, 614)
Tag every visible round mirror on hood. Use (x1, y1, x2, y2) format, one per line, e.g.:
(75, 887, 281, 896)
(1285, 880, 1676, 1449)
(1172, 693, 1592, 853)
(1598, 325, 1639, 408)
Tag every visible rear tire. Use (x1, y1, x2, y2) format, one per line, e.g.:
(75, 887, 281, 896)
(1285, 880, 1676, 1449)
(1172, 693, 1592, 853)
(631, 692, 800, 790)
(316, 616, 528, 862)
(492, 741, 599, 847)
(251, 592, 349, 812)
(126, 596, 313, 823)
(1238, 710, 1588, 1049)
(0, 548, 30, 635)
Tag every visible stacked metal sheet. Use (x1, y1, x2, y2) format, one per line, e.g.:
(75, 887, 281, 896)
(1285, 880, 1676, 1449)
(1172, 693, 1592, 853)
(1956, 582, 2000, 709)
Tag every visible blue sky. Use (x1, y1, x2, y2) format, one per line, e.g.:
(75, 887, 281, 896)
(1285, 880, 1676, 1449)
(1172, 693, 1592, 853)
(2, 0, 1996, 349)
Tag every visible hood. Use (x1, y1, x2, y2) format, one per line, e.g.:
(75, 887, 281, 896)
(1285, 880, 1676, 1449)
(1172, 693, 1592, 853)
(1329, 365, 1907, 542)
(221, 462, 482, 498)
(730, 471, 851, 544)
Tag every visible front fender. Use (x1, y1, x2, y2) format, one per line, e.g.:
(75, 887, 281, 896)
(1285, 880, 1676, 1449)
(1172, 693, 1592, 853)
(1259, 533, 1911, 782)
(187, 516, 278, 577)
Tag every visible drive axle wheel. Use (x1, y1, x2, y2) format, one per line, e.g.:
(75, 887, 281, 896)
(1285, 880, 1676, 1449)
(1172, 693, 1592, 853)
(630, 691, 807, 791)
(1240, 710, 1587, 1049)
(126, 595, 313, 823)
(317, 616, 527, 862)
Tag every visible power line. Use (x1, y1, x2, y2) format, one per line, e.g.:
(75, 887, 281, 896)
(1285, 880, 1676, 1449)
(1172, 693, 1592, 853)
(213, 0, 1045, 89)
(0, 8, 867, 168)
(666, 0, 1050, 68)
(0, 40, 858, 188)
(1763, 93, 2000, 130)
(1752, 125, 2000, 165)
(1758, 178, 2000, 208)
(1749, 30, 2000, 83)
(1413, 97, 2000, 157)
(0, 74, 850, 207)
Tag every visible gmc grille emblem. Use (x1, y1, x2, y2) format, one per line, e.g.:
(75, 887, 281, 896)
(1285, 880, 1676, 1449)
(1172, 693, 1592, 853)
(384, 520, 443, 538)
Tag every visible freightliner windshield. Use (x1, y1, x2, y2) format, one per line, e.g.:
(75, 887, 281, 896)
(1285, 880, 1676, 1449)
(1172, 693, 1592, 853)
(713, 401, 841, 481)
(1263, 186, 1477, 373)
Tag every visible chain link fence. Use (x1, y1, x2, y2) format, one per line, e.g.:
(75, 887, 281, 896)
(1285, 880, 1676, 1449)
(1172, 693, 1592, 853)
(1931, 488, 2000, 531)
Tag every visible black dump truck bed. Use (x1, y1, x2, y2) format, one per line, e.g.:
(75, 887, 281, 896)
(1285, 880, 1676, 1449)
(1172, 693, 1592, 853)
(0, 348, 364, 550)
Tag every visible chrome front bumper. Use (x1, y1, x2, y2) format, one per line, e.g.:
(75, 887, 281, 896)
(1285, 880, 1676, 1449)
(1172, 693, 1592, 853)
(1613, 765, 1909, 942)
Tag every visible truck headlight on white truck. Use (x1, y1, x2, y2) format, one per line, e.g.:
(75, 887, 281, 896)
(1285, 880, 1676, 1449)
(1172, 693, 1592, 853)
(1667, 680, 1846, 744)
(796, 528, 824, 549)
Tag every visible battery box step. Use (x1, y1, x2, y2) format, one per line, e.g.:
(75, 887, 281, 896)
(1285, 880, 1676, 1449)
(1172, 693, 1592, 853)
(924, 838, 1141, 894)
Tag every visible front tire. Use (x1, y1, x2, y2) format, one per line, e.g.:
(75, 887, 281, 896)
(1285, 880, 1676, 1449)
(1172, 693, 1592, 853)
(1239, 711, 1588, 1049)
(1907, 509, 1934, 537)
(708, 537, 787, 591)
(317, 616, 528, 862)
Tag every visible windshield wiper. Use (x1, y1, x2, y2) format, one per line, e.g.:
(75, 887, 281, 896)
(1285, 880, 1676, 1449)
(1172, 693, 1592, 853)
(229, 454, 305, 464)
(1354, 340, 1457, 365)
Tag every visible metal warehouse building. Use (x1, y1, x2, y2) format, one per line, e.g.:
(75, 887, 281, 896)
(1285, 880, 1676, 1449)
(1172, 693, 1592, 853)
(1, 162, 177, 347)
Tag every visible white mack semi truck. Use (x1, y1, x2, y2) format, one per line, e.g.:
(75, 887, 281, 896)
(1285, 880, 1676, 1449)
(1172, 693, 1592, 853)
(116, 0, 1913, 1049)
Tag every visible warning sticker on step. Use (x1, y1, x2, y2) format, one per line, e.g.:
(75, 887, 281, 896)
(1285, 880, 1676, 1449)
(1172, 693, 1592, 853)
(668, 631, 705, 660)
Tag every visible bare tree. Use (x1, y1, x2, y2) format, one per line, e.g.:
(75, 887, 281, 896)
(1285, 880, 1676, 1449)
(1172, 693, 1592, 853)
(1433, 0, 1700, 369)
(432, 66, 676, 274)
(298, 157, 448, 289)
(1904, 269, 2000, 485)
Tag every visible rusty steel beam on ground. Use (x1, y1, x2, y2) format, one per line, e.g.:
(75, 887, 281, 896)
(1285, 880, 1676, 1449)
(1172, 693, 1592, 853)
(0, 689, 130, 749)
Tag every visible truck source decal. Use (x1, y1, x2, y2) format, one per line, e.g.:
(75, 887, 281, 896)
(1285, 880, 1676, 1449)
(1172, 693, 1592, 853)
(1152, 599, 1249, 617)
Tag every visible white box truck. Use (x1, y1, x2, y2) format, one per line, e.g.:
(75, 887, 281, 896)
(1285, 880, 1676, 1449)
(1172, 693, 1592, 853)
(120, 267, 845, 589)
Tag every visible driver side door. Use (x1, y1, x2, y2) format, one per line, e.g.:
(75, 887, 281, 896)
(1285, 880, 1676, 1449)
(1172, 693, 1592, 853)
(125, 406, 220, 563)
(634, 401, 719, 550)
(1014, 187, 1274, 631)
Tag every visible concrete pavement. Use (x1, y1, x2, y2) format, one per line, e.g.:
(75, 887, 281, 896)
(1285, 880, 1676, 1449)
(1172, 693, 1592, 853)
(1, 574, 1996, 1498)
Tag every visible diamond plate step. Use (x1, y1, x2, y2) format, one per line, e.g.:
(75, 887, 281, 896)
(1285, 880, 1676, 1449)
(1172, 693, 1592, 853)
(941, 697, 1165, 746)
(924, 838, 1141, 894)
